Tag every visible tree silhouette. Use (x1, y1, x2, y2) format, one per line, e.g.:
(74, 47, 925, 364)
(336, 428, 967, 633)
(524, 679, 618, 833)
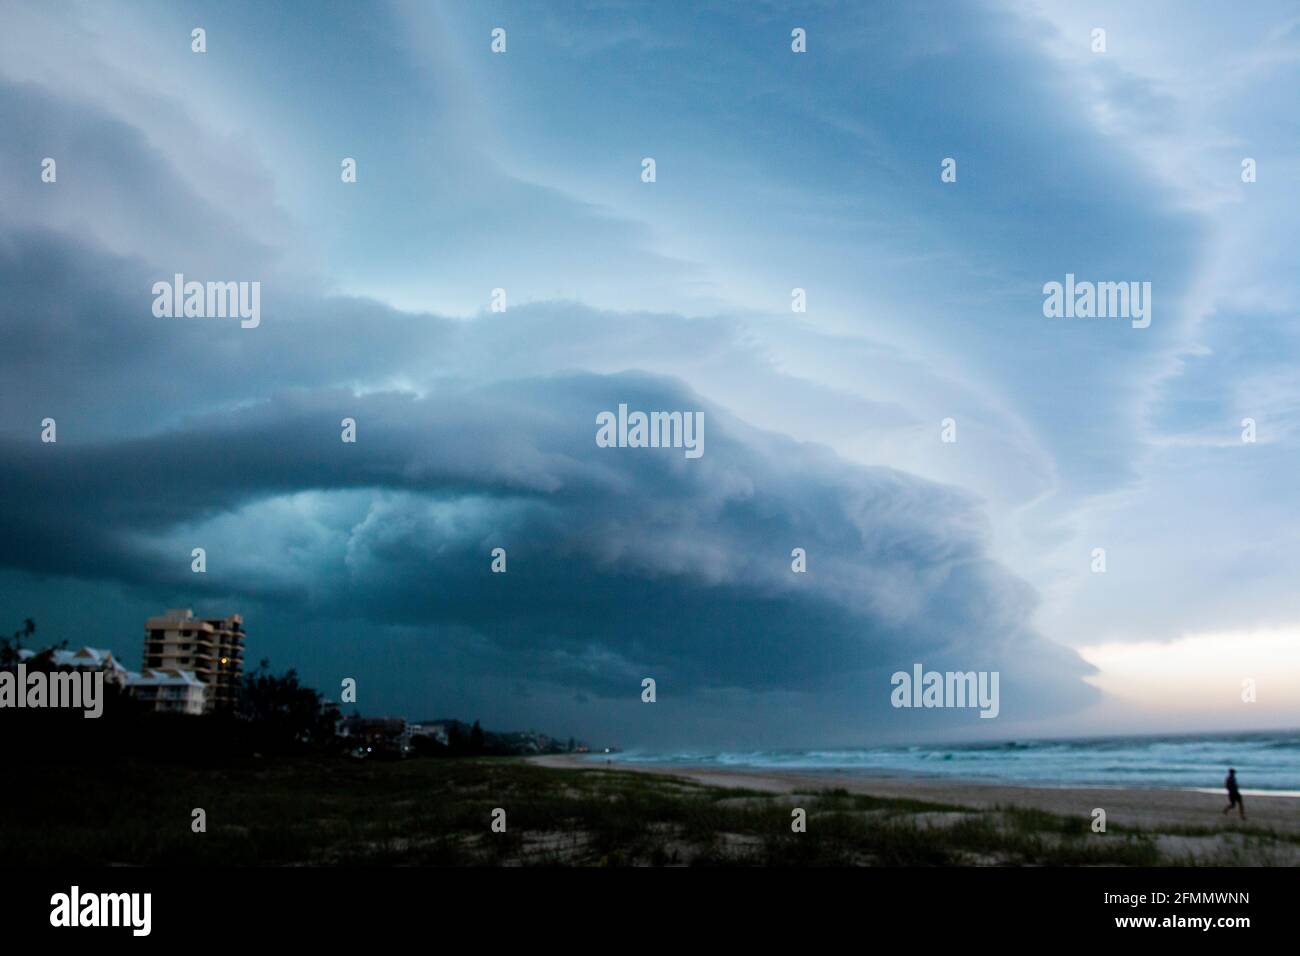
(0, 618, 37, 665)
(238, 659, 340, 753)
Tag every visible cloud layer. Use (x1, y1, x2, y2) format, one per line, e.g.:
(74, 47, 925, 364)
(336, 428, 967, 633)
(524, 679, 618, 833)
(4, 0, 1297, 742)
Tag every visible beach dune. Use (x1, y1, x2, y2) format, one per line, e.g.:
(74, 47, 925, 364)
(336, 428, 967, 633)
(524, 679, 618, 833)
(532, 754, 1300, 836)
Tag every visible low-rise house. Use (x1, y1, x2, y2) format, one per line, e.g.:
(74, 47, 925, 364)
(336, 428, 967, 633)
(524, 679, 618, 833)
(125, 668, 207, 715)
(17, 646, 131, 686)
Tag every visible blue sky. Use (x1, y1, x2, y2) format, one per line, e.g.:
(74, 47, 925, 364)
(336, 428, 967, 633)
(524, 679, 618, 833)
(1, 0, 1298, 746)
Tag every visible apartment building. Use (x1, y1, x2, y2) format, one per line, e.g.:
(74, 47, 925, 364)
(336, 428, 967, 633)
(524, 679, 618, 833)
(142, 609, 245, 713)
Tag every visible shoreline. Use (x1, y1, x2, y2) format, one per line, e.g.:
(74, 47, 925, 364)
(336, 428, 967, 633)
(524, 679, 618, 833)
(531, 754, 1300, 835)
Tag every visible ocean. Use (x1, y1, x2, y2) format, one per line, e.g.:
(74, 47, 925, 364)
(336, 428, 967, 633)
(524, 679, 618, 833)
(602, 730, 1300, 794)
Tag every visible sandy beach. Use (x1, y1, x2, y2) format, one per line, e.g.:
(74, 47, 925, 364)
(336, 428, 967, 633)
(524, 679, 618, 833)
(532, 754, 1300, 837)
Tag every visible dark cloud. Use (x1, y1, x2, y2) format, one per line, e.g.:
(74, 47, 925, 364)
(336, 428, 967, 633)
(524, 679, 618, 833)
(0, 63, 1099, 746)
(0, 360, 1097, 714)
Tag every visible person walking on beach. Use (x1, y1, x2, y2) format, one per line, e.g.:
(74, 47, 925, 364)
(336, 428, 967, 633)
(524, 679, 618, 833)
(1222, 768, 1245, 820)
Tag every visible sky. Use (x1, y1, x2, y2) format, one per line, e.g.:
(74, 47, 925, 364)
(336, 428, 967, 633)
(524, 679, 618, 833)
(1, 0, 1298, 748)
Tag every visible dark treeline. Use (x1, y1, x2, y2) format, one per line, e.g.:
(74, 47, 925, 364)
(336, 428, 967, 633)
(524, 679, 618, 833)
(3, 621, 340, 766)
(407, 719, 569, 758)
(3, 620, 572, 766)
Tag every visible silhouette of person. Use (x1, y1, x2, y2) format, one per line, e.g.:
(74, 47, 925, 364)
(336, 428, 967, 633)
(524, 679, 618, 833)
(1222, 768, 1245, 820)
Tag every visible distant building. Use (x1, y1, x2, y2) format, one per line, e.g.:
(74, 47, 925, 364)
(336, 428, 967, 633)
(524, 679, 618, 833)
(142, 609, 245, 713)
(408, 722, 450, 746)
(17, 646, 131, 686)
(339, 716, 411, 756)
(126, 668, 208, 715)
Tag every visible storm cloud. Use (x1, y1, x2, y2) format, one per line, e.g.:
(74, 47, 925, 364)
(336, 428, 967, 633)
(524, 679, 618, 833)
(0, 4, 1128, 746)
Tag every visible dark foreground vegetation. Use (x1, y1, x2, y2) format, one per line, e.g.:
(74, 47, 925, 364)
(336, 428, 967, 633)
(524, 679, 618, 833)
(8, 755, 1291, 867)
(5, 619, 1294, 867)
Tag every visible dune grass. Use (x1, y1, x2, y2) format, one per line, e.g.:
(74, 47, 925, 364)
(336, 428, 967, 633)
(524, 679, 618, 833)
(0, 755, 1255, 866)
